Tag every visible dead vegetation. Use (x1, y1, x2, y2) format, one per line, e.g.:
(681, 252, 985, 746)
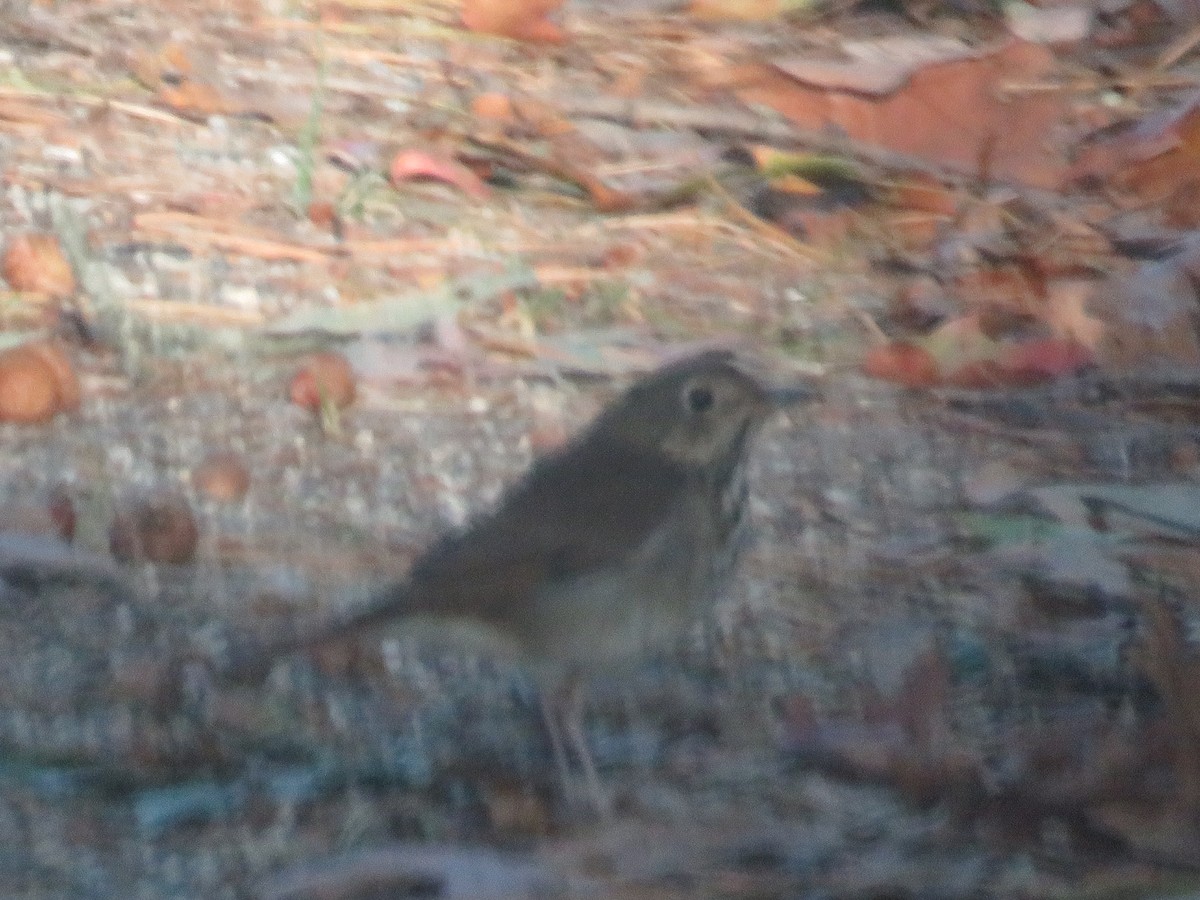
(0, 0, 1199, 895)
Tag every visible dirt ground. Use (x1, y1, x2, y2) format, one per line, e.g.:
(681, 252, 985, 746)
(0, 1, 1199, 897)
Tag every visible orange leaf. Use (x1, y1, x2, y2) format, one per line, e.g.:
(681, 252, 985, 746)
(1071, 90, 1200, 206)
(388, 149, 492, 200)
(862, 342, 940, 387)
(159, 80, 233, 117)
(889, 174, 960, 217)
(461, 0, 565, 42)
(471, 92, 514, 121)
(0, 340, 78, 424)
(3, 233, 76, 298)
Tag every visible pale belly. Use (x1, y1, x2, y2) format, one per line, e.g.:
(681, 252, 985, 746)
(522, 500, 736, 672)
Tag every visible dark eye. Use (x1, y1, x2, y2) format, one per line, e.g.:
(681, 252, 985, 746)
(686, 384, 714, 413)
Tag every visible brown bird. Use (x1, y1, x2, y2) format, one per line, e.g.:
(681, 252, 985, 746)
(219, 349, 819, 810)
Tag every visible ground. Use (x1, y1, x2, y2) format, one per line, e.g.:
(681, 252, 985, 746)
(0, 0, 1199, 897)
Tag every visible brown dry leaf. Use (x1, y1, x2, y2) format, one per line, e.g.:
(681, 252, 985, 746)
(1121, 542, 1200, 594)
(951, 264, 1046, 322)
(133, 41, 194, 86)
(0, 97, 70, 130)
(3, 233, 76, 298)
(787, 648, 980, 808)
(461, 0, 565, 42)
(878, 210, 945, 250)
(891, 312, 1093, 387)
(192, 452, 252, 503)
(1090, 234, 1200, 372)
(0, 340, 78, 425)
(160, 41, 193, 77)
(471, 92, 513, 121)
(889, 173, 961, 217)
(130, 49, 170, 90)
(1163, 178, 1200, 229)
(885, 275, 955, 333)
(772, 201, 858, 245)
(943, 341, 1093, 388)
(1035, 213, 1116, 275)
(290, 351, 356, 412)
(159, 80, 235, 118)
(25, 340, 80, 412)
(880, 647, 953, 752)
(1092, 0, 1158, 46)
(133, 42, 237, 118)
(0, 346, 61, 425)
(991, 336, 1093, 383)
(1071, 90, 1200, 206)
(861, 341, 941, 387)
(109, 491, 200, 566)
(1131, 597, 1200, 814)
(510, 97, 577, 139)
(737, 38, 1069, 187)
(306, 201, 338, 232)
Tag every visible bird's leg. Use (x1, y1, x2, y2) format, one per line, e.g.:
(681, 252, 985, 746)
(538, 690, 576, 808)
(562, 692, 611, 819)
(540, 675, 612, 819)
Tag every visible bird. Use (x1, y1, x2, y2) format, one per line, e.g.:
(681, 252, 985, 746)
(216, 349, 819, 812)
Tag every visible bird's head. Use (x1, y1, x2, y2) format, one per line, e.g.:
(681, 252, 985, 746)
(593, 350, 820, 468)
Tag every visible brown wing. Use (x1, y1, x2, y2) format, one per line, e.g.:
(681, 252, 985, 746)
(238, 436, 691, 663)
(402, 439, 690, 622)
(300, 438, 689, 644)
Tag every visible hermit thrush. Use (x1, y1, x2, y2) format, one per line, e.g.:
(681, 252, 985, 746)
(219, 349, 818, 810)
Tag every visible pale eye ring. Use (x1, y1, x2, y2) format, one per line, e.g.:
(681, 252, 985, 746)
(685, 384, 715, 414)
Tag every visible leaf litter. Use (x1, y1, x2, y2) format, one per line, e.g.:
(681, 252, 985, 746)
(0, 0, 1199, 896)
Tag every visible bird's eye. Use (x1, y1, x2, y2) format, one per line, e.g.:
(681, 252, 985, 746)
(685, 384, 715, 414)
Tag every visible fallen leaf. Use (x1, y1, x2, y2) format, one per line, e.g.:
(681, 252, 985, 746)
(109, 491, 200, 565)
(1130, 598, 1200, 813)
(471, 92, 514, 121)
(461, 0, 565, 42)
(389, 149, 492, 200)
(1091, 234, 1200, 371)
(861, 341, 940, 387)
(158, 80, 234, 118)
(1071, 90, 1200, 205)
(192, 452, 252, 503)
(290, 351, 356, 412)
(26, 340, 80, 411)
(889, 174, 961, 217)
(3, 233, 76, 298)
(995, 336, 1093, 382)
(0, 340, 79, 424)
(737, 38, 1070, 187)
